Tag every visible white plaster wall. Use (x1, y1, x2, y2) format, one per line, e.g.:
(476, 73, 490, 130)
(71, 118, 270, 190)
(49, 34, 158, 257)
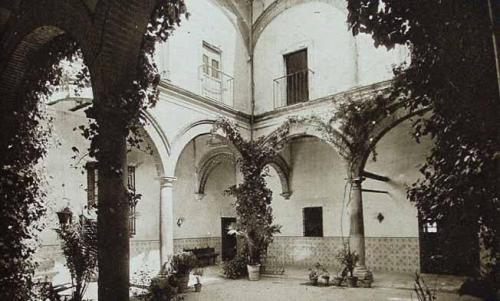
(266, 122, 429, 240)
(268, 137, 350, 237)
(154, 0, 251, 112)
(363, 119, 431, 238)
(356, 33, 409, 86)
(172, 136, 236, 239)
(253, 2, 408, 114)
(38, 101, 161, 246)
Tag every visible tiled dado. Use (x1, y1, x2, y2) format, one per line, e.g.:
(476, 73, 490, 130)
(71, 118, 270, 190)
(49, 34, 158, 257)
(265, 236, 420, 273)
(173, 237, 222, 263)
(265, 237, 345, 268)
(365, 237, 420, 273)
(35, 240, 161, 272)
(130, 240, 160, 257)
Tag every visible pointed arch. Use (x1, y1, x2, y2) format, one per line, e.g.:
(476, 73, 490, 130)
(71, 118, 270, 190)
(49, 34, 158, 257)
(252, 0, 346, 49)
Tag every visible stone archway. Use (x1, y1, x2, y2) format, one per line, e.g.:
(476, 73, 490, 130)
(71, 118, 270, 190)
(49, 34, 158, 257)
(0, 1, 166, 299)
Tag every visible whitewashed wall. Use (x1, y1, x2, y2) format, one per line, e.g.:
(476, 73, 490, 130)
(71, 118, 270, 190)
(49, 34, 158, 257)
(253, 1, 408, 114)
(154, 0, 251, 112)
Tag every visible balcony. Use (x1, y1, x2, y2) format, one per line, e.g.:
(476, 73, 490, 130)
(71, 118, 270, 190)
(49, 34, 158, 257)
(273, 69, 314, 109)
(199, 64, 234, 107)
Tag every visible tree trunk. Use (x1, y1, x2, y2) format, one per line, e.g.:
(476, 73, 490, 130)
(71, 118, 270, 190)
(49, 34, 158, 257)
(97, 119, 130, 301)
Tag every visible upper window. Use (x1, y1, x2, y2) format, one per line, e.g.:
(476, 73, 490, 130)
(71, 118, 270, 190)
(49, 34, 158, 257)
(303, 207, 323, 237)
(202, 41, 221, 80)
(284, 48, 309, 105)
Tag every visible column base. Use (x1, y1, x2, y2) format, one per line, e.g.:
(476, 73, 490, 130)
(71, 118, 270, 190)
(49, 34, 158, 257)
(353, 265, 373, 288)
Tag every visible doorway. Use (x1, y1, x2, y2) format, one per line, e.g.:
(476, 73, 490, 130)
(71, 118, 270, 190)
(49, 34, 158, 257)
(419, 211, 480, 275)
(221, 217, 237, 261)
(284, 48, 309, 105)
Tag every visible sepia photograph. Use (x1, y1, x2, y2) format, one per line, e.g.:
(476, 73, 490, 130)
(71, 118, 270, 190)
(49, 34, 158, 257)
(0, 0, 499, 300)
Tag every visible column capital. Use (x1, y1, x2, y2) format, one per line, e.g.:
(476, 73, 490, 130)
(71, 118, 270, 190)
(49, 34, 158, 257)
(346, 176, 365, 185)
(160, 176, 177, 187)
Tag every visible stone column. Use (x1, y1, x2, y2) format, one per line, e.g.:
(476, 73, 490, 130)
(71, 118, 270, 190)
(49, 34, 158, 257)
(348, 176, 373, 285)
(160, 176, 176, 265)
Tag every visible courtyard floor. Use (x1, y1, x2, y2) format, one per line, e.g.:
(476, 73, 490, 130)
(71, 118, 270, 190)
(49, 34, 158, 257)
(77, 265, 483, 300)
(177, 266, 480, 301)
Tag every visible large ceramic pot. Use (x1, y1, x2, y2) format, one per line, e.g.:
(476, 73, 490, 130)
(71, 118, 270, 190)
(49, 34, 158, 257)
(247, 264, 261, 281)
(176, 274, 190, 292)
(346, 276, 358, 287)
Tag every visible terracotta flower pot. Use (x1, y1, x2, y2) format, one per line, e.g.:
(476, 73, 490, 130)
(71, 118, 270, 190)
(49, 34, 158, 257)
(247, 264, 261, 281)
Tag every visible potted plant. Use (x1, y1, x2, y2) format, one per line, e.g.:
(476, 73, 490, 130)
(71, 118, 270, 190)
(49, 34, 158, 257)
(227, 222, 280, 281)
(194, 277, 202, 293)
(162, 251, 199, 293)
(56, 206, 73, 225)
(213, 118, 286, 281)
(308, 263, 329, 286)
(336, 243, 359, 288)
(308, 267, 319, 286)
(55, 215, 97, 301)
(332, 274, 344, 286)
(148, 273, 179, 301)
(193, 268, 203, 292)
(320, 270, 330, 286)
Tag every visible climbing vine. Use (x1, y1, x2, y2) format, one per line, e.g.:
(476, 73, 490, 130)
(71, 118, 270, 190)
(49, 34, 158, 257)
(211, 118, 290, 265)
(0, 1, 187, 300)
(284, 90, 394, 173)
(346, 0, 500, 283)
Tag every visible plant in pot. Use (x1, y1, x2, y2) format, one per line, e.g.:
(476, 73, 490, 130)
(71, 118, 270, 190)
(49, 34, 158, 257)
(162, 251, 199, 293)
(308, 266, 319, 286)
(55, 214, 97, 301)
(336, 243, 359, 288)
(221, 253, 248, 279)
(193, 268, 203, 292)
(56, 206, 73, 225)
(212, 118, 289, 281)
(227, 221, 280, 281)
(308, 263, 329, 286)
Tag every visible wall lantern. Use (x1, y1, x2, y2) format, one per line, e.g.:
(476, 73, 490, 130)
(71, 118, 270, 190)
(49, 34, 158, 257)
(57, 207, 73, 225)
(177, 217, 185, 227)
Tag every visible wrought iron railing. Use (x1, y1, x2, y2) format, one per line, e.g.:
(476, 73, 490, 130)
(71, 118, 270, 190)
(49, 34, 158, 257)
(273, 69, 314, 109)
(199, 65, 234, 106)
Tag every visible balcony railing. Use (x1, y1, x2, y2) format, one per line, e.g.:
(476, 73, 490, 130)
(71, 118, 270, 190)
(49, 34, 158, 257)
(199, 65, 234, 106)
(273, 69, 314, 109)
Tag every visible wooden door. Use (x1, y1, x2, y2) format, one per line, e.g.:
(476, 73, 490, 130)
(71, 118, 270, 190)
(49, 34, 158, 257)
(284, 49, 309, 105)
(419, 211, 479, 275)
(221, 217, 237, 261)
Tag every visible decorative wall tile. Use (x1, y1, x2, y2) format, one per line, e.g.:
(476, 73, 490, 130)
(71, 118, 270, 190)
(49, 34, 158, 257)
(265, 236, 420, 273)
(36, 237, 420, 274)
